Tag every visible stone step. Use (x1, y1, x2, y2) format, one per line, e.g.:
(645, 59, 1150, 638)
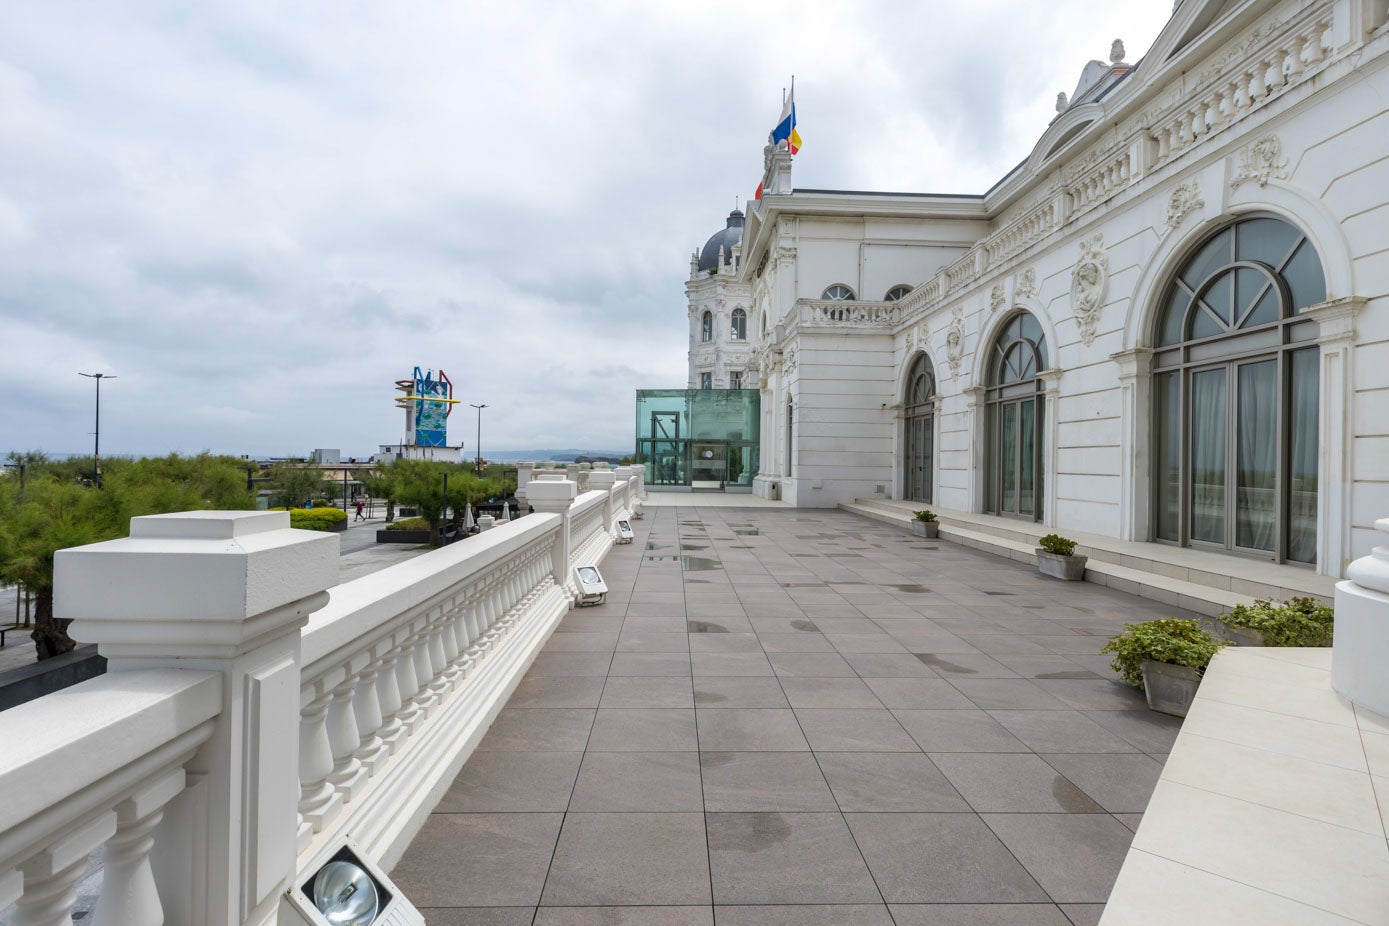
(841, 500, 1258, 618)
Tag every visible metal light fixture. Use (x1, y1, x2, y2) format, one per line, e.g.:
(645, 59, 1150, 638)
(615, 520, 634, 544)
(574, 565, 608, 606)
(283, 842, 423, 926)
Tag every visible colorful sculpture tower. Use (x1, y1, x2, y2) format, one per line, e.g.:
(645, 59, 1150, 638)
(375, 366, 463, 462)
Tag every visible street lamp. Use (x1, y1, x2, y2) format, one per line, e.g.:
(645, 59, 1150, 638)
(469, 403, 488, 475)
(78, 372, 116, 487)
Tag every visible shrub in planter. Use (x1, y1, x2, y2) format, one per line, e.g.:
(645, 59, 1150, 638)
(1217, 597, 1334, 647)
(1036, 533, 1085, 580)
(286, 507, 348, 532)
(911, 510, 939, 539)
(385, 517, 432, 532)
(1100, 618, 1227, 717)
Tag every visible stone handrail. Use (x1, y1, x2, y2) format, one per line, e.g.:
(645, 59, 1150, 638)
(295, 512, 568, 865)
(798, 300, 900, 328)
(0, 669, 221, 923)
(1332, 517, 1389, 715)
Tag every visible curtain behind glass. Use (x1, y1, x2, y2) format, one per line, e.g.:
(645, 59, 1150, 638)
(1288, 349, 1319, 563)
(1190, 369, 1227, 544)
(1156, 372, 1181, 540)
(1236, 360, 1277, 551)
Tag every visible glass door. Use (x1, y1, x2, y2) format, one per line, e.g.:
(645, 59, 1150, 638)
(991, 397, 1041, 518)
(906, 413, 933, 502)
(691, 442, 727, 489)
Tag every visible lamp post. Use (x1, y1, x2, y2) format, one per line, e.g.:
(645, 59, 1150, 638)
(469, 403, 488, 475)
(78, 372, 115, 487)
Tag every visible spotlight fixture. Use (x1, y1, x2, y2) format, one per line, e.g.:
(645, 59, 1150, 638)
(283, 842, 423, 926)
(574, 565, 608, 606)
(615, 520, 635, 544)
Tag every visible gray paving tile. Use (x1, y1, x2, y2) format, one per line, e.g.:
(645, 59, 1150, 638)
(954, 634, 1055, 655)
(688, 633, 762, 653)
(476, 709, 595, 752)
(948, 678, 1070, 710)
(508, 676, 607, 708)
(841, 652, 940, 677)
(436, 750, 582, 812)
(845, 812, 1047, 903)
(707, 812, 880, 904)
(535, 908, 713, 925)
(826, 632, 909, 654)
(609, 653, 692, 676)
(1040, 753, 1163, 813)
(981, 813, 1135, 903)
(892, 710, 1030, 753)
(544, 632, 620, 653)
(542, 813, 711, 905)
(697, 708, 809, 751)
(887, 904, 1072, 925)
(601, 676, 695, 709)
(1059, 904, 1105, 926)
(863, 677, 975, 709)
(816, 752, 970, 811)
(991, 655, 1102, 680)
(1080, 709, 1182, 753)
(691, 652, 774, 676)
(569, 752, 704, 811)
(794, 708, 920, 751)
(393, 812, 563, 906)
(756, 632, 835, 653)
(988, 710, 1138, 754)
(714, 905, 893, 925)
(929, 753, 1102, 813)
(767, 652, 857, 677)
(779, 677, 883, 708)
(911, 653, 1018, 677)
(693, 676, 789, 708)
(617, 632, 690, 653)
(1114, 813, 1143, 832)
(700, 751, 837, 811)
(528, 652, 614, 677)
(587, 709, 698, 751)
(419, 908, 536, 925)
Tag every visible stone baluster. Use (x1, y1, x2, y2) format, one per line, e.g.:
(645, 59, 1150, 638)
(408, 619, 439, 716)
(461, 587, 485, 666)
(90, 769, 186, 926)
(1286, 36, 1306, 82)
(297, 679, 342, 849)
(12, 813, 116, 926)
(353, 643, 389, 774)
(325, 663, 367, 803)
(426, 607, 452, 700)
(440, 598, 465, 688)
(374, 640, 406, 754)
(1234, 74, 1251, 113)
(392, 628, 422, 733)
(1155, 127, 1170, 161)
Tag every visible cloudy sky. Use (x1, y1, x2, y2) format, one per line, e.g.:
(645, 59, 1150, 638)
(0, 1, 1173, 459)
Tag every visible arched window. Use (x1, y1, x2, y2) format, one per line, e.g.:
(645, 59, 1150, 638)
(885, 285, 913, 302)
(822, 284, 855, 301)
(985, 311, 1047, 520)
(904, 353, 936, 502)
(701, 310, 713, 342)
(1152, 215, 1324, 563)
(731, 308, 747, 340)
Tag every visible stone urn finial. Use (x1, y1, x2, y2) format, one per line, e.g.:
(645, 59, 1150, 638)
(1110, 39, 1126, 64)
(1055, 91, 1068, 112)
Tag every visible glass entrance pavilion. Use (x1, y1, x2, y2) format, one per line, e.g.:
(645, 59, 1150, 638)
(635, 389, 760, 492)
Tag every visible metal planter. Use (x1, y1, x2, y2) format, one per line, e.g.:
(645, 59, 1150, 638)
(1140, 660, 1202, 717)
(911, 521, 939, 539)
(1213, 619, 1266, 647)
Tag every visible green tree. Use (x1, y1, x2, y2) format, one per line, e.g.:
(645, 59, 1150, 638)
(266, 462, 327, 509)
(359, 466, 395, 521)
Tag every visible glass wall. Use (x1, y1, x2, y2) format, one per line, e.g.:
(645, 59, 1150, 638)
(635, 390, 760, 489)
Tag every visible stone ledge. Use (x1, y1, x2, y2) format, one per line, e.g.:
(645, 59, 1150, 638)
(1100, 648, 1389, 925)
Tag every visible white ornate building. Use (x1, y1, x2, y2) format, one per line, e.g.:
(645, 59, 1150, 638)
(686, 209, 756, 390)
(732, 0, 1389, 579)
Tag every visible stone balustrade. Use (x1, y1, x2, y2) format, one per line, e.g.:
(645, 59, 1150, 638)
(0, 468, 645, 925)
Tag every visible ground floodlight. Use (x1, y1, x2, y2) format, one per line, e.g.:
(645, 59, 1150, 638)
(283, 841, 423, 926)
(616, 520, 634, 544)
(574, 564, 608, 606)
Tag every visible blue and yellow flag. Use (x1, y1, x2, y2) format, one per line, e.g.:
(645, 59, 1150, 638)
(771, 86, 802, 154)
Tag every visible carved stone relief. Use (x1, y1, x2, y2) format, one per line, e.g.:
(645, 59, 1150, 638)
(990, 283, 1005, 312)
(944, 307, 965, 379)
(1070, 233, 1108, 348)
(782, 346, 798, 374)
(1230, 133, 1288, 188)
(1164, 180, 1205, 229)
(1015, 268, 1038, 300)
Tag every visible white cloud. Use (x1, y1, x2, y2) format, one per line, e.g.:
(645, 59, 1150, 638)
(0, 0, 1173, 457)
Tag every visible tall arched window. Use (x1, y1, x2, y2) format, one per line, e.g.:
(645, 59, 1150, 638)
(1152, 215, 1324, 563)
(885, 285, 913, 302)
(701, 310, 713, 342)
(822, 284, 855, 301)
(904, 353, 936, 502)
(985, 311, 1047, 520)
(731, 308, 747, 340)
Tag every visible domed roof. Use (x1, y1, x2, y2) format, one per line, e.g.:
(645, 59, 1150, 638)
(698, 209, 744, 273)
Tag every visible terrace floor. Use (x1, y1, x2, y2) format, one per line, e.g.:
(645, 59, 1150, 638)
(392, 506, 1202, 925)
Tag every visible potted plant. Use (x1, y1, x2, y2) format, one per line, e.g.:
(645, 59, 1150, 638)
(911, 510, 939, 539)
(1036, 533, 1086, 580)
(1215, 596, 1334, 647)
(1100, 618, 1227, 717)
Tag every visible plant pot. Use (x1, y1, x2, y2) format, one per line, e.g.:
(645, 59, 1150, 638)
(1140, 660, 1202, 717)
(1213, 619, 1266, 647)
(1036, 550, 1087, 581)
(911, 521, 939, 539)
(376, 529, 432, 545)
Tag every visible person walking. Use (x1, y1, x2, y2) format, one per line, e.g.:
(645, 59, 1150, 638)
(354, 499, 365, 522)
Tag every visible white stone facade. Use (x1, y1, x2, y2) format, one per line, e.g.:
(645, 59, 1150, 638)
(737, 0, 1389, 578)
(687, 211, 757, 390)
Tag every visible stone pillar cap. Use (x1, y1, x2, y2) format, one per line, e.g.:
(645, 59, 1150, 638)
(588, 471, 617, 489)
